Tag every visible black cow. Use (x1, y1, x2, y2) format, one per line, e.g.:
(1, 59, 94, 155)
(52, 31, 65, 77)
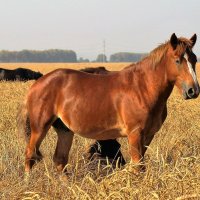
(81, 66, 126, 167)
(0, 68, 43, 81)
(80, 66, 110, 74)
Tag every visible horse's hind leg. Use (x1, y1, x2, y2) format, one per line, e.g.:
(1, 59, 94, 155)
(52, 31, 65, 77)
(25, 118, 53, 173)
(52, 118, 74, 173)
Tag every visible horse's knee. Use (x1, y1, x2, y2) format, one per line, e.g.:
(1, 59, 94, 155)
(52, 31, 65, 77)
(53, 154, 68, 172)
(53, 153, 67, 164)
(53, 143, 69, 168)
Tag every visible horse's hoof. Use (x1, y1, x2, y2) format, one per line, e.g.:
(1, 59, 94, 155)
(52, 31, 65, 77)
(59, 174, 68, 182)
(127, 164, 145, 175)
(24, 172, 30, 183)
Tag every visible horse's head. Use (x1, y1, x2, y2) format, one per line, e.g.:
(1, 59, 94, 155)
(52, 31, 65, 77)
(167, 33, 199, 99)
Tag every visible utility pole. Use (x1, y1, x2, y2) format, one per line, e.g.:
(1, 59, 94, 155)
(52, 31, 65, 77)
(103, 39, 106, 62)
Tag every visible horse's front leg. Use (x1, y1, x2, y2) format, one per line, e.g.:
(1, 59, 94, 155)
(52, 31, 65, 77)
(127, 128, 145, 174)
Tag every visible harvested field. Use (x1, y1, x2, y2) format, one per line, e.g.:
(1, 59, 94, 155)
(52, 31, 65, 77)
(0, 63, 200, 200)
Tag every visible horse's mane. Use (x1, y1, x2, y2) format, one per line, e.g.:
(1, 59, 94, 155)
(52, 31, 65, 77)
(132, 37, 193, 70)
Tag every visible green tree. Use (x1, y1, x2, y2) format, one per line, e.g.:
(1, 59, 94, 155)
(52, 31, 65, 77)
(110, 52, 147, 62)
(78, 57, 90, 63)
(0, 49, 77, 63)
(96, 54, 107, 62)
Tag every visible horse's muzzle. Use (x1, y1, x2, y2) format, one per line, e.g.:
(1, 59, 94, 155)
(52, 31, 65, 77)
(183, 84, 200, 99)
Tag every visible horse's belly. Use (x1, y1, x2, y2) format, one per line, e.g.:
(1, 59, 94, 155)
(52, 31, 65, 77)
(58, 102, 125, 139)
(76, 127, 127, 140)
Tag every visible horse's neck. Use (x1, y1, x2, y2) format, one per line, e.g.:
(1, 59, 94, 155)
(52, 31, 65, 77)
(146, 59, 174, 106)
(126, 59, 174, 107)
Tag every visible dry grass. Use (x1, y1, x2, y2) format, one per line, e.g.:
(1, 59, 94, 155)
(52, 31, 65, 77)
(0, 63, 200, 200)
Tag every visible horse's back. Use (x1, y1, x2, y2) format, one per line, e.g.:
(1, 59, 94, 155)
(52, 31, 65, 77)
(29, 68, 116, 108)
(32, 68, 116, 91)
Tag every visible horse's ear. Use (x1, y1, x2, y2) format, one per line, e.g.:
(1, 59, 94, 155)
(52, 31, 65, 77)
(190, 34, 197, 48)
(170, 33, 178, 50)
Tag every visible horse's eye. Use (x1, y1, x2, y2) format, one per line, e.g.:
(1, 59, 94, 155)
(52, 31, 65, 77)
(175, 59, 180, 65)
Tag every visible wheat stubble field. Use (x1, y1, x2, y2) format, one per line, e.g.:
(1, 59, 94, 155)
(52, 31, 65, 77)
(0, 63, 200, 200)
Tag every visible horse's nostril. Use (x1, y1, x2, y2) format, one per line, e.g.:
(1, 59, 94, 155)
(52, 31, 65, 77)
(187, 88, 195, 98)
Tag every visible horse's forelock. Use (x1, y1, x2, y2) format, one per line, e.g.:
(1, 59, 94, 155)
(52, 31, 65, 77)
(175, 38, 193, 56)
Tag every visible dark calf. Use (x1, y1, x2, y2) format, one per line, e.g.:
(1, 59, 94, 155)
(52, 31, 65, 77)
(80, 66, 110, 74)
(87, 140, 126, 167)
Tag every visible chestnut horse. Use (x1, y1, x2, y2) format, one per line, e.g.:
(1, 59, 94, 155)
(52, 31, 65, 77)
(18, 33, 199, 174)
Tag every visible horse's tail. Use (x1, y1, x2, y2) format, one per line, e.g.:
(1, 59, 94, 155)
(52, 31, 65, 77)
(17, 98, 31, 142)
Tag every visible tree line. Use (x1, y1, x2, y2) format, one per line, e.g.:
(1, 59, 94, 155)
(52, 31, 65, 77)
(9, 50, 200, 63)
(1, 50, 199, 63)
(0, 50, 77, 63)
(109, 52, 147, 62)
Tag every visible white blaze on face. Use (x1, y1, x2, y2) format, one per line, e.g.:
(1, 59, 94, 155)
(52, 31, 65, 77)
(184, 54, 199, 93)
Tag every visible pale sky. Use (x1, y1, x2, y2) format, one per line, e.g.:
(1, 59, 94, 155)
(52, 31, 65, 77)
(0, 0, 199, 60)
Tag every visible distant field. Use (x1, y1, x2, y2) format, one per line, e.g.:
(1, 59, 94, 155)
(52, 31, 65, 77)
(0, 63, 200, 199)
